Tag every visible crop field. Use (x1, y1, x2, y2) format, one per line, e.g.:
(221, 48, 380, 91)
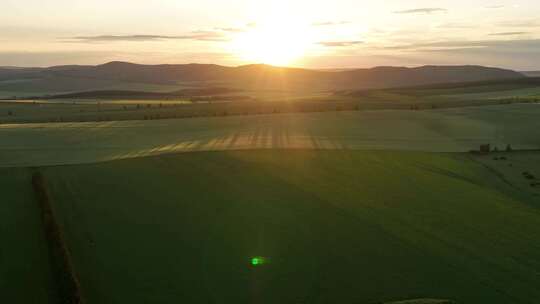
(0, 102, 539, 304)
(28, 150, 539, 304)
(0, 168, 56, 303)
(1, 104, 539, 167)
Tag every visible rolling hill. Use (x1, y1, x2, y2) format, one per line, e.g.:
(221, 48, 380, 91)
(0, 62, 525, 97)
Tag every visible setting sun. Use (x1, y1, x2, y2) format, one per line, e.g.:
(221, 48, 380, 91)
(231, 18, 314, 66)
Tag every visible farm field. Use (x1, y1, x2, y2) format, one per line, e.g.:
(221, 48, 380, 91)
(0, 168, 56, 303)
(0, 103, 539, 304)
(32, 149, 540, 304)
(2, 76, 539, 125)
(1, 104, 539, 167)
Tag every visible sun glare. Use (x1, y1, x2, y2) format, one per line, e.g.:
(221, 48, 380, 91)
(231, 17, 313, 66)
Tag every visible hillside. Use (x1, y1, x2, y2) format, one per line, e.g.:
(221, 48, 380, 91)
(0, 62, 525, 97)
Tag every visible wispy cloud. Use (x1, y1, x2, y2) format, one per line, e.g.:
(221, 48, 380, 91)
(394, 8, 447, 14)
(319, 41, 364, 47)
(497, 20, 540, 28)
(436, 22, 475, 29)
(382, 39, 540, 52)
(312, 21, 351, 26)
(485, 5, 505, 9)
(185, 30, 229, 41)
(66, 31, 228, 43)
(214, 27, 245, 33)
(489, 32, 529, 36)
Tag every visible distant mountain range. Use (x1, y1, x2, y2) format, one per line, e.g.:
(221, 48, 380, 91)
(0, 61, 527, 97)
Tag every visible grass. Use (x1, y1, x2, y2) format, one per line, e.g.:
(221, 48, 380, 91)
(0, 168, 56, 303)
(35, 150, 540, 304)
(1, 104, 539, 167)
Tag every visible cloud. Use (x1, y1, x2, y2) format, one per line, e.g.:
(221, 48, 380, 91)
(214, 27, 245, 33)
(69, 35, 177, 42)
(436, 23, 475, 29)
(489, 32, 529, 36)
(319, 41, 364, 47)
(382, 39, 540, 53)
(497, 20, 540, 28)
(485, 5, 505, 9)
(394, 8, 447, 14)
(188, 30, 229, 41)
(67, 31, 228, 43)
(312, 21, 351, 26)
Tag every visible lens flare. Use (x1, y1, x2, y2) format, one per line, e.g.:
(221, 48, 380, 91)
(250, 256, 267, 266)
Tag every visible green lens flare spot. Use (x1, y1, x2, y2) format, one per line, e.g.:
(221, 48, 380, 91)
(251, 257, 266, 266)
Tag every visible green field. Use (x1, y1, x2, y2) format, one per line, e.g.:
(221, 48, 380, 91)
(1, 103, 539, 303)
(1, 104, 539, 167)
(27, 150, 538, 303)
(0, 168, 56, 303)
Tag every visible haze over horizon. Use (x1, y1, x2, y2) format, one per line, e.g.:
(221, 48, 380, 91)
(2, 0, 540, 70)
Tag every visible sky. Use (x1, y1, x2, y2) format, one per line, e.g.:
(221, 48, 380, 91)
(1, 0, 540, 70)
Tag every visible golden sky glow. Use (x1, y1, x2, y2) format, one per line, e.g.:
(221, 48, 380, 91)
(1, 0, 540, 69)
(230, 10, 315, 65)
